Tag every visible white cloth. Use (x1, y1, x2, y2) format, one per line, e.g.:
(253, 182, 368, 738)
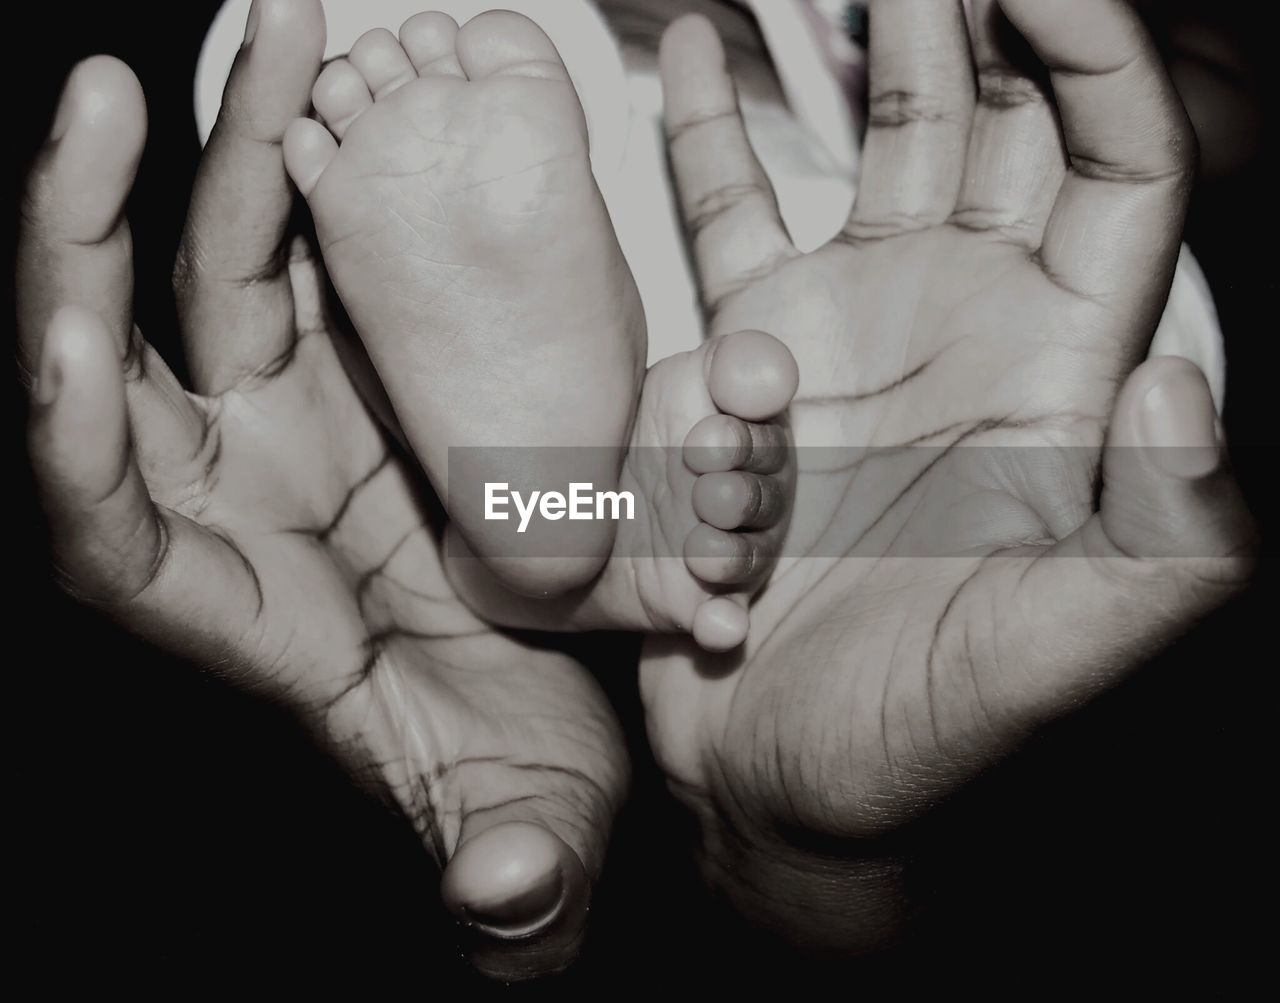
(195, 0, 1225, 408)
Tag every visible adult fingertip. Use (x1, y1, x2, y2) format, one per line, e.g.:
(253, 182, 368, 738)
(45, 305, 113, 367)
(660, 12, 720, 66)
(32, 307, 113, 419)
(443, 822, 590, 980)
(1134, 356, 1222, 480)
(33, 309, 74, 406)
(39, 57, 146, 248)
(443, 821, 567, 935)
(250, 0, 326, 61)
(53, 55, 146, 144)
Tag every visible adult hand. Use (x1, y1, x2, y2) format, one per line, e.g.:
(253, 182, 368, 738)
(642, 0, 1256, 950)
(18, 0, 626, 979)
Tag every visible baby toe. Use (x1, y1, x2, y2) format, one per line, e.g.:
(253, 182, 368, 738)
(283, 118, 338, 197)
(683, 522, 774, 587)
(455, 10, 571, 81)
(400, 11, 465, 77)
(694, 471, 787, 531)
(706, 330, 799, 423)
(312, 59, 371, 138)
(692, 596, 749, 652)
(684, 412, 789, 474)
(348, 27, 417, 99)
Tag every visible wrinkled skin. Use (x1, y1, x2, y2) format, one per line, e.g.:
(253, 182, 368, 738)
(18, 0, 626, 981)
(639, 0, 1256, 949)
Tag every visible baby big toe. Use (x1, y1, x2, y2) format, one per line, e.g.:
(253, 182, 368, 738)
(348, 27, 417, 98)
(454, 10, 571, 81)
(706, 330, 799, 423)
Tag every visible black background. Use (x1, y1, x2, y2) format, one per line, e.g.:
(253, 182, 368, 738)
(8, 1, 1275, 992)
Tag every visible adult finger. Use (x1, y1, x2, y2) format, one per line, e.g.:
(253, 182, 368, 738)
(943, 357, 1255, 770)
(998, 0, 1196, 339)
(660, 15, 796, 313)
(174, 0, 325, 395)
(951, 0, 1065, 243)
(29, 307, 267, 649)
(17, 56, 145, 373)
(845, 0, 975, 238)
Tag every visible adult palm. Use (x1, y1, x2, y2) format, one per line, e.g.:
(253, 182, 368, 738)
(641, 0, 1255, 948)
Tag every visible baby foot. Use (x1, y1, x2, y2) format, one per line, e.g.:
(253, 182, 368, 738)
(447, 328, 800, 652)
(283, 10, 645, 596)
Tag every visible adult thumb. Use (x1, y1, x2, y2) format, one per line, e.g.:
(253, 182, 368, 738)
(995, 355, 1257, 728)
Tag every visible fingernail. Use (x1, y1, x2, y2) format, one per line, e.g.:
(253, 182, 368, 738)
(461, 863, 565, 938)
(34, 348, 63, 406)
(1140, 367, 1220, 479)
(243, 0, 261, 46)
